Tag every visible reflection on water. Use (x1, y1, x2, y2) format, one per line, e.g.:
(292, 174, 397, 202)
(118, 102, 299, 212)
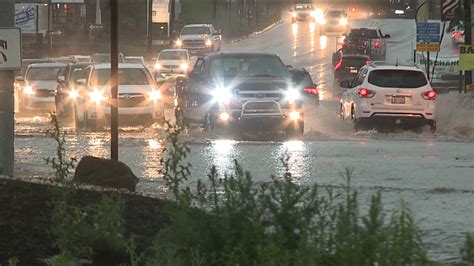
(86, 137, 108, 158)
(142, 139, 163, 180)
(320, 35, 327, 50)
(147, 139, 161, 150)
(276, 141, 308, 184)
(209, 139, 237, 175)
(292, 23, 298, 58)
(309, 22, 316, 33)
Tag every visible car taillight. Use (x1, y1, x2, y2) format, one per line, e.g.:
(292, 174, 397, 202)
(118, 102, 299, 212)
(358, 88, 375, 98)
(452, 31, 462, 38)
(335, 59, 343, 70)
(422, 90, 436, 100)
(304, 87, 318, 95)
(374, 41, 381, 48)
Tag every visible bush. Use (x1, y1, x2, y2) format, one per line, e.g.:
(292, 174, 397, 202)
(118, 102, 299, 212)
(149, 123, 429, 265)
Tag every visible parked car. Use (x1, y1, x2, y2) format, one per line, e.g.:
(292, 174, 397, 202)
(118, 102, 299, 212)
(175, 53, 304, 136)
(72, 63, 165, 130)
(91, 53, 126, 63)
(55, 62, 94, 121)
(125, 56, 146, 65)
(339, 63, 436, 132)
(176, 24, 222, 55)
(19, 63, 66, 113)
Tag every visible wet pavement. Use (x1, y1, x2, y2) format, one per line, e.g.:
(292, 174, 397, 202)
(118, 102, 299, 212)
(13, 17, 474, 262)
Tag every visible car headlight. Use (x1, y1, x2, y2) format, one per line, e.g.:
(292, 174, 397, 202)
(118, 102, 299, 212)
(205, 39, 213, 46)
(148, 90, 161, 102)
(89, 89, 105, 103)
(339, 17, 348, 26)
(318, 17, 326, 25)
(213, 87, 232, 105)
(23, 86, 34, 95)
(176, 39, 182, 47)
(292, 11, 297, 18)
(180, 62, 189, 71)
(154, 63, 161, 70)
(69, 89, 79, 99)
(285, 89, 300, 103)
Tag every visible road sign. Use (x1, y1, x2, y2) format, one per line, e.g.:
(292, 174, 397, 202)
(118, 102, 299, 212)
(416, 23, 440, 52)
(459, 45, 474, 70)
(47, 29, 63, 36)
(0, 28, 22, 70)
(88, 24, 104, 30)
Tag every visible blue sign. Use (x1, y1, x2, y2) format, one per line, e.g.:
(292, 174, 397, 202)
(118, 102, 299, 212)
(416, 23, 440, 44)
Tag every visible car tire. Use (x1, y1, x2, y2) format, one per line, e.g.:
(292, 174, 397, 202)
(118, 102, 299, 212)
(428, 120, 436, 133)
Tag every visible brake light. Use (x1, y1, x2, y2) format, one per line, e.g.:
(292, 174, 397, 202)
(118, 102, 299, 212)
(452, 31, 462, 38)
(335, 59, 343, 70)
(422, 90, 437, 100)
(304, 87, 318, 95)
(374, 41, 381, 48)
(358, 88, 375, 98)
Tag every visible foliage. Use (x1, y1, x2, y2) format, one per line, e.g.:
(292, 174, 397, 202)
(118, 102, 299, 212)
(7, 257, 19, 266)
(44, 114, 77, 182)
(151, 123, 430, 265)
(461, 233, 474, 265)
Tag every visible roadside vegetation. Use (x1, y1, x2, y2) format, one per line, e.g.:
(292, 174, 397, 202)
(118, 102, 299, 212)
(3, 117, 473, 265)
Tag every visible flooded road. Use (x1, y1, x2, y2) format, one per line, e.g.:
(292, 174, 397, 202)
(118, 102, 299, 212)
(13, 17, 474, 262)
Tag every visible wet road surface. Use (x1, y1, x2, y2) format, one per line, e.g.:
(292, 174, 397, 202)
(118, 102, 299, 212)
(13, 17, 474, 262)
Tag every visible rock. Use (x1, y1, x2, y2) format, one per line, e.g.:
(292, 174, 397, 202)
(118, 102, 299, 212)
(73, 156, 139, 192)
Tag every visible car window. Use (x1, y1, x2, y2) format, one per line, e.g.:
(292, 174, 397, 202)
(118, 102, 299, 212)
(91, 68, 153, 86)
(353, 68, 367, 86)
(342, 57, 368, 68)
(368, 70, 428, 88)
(193, 58, 206, 73)
(209, 55, 288, 78)
(158, 51, 188, 61)
(181, 26, 210, 35)
(26, 67, 63, 81)
(350, 29, 379, 39)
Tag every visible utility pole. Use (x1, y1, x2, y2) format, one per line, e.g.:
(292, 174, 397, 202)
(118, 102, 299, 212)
(170, 0, 176, 38)
(47, 0, 52, 57)
(147, 0, 153, 56)
(110, 0, 119, 161)
(464, 0, 472, 89)
(0, 0, 15, 177)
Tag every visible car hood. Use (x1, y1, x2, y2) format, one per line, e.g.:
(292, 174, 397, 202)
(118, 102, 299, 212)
(180, 34, 210, 40)
(218, 77, 291, 91)
(96, 85, 154, 95)
(27, 80, 58, 90)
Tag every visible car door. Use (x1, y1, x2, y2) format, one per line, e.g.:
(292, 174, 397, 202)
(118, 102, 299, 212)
(345, 68, 367, 113)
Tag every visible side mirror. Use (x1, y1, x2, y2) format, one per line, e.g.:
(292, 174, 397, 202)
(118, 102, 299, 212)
(384, 34, 391, 38)
(15, 76, 24, 82)
(340, 80, 351, 88)
(57, 75, 65, 83)
(75, 79, 87, 87)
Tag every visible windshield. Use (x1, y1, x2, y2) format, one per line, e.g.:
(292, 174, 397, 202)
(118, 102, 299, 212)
(126, 58, 144, 64)
(68, 66, 87, 83)
(368, 70, 428, 88)
(210, 55, 288, 78)
(350, 29, 378, 39)
(158, 51, 188, 61)
(91, 68, 153, 86)
(26, 67, 63, 81)
(181, 26, 210, 35)
(92, 54, 125, 63)
(342, 57, 368, 68)
(327, 10, 346, 17)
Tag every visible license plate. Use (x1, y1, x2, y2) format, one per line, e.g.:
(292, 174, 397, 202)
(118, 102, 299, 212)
(391, 96, 405, 104)
(350, 69, 358, 74)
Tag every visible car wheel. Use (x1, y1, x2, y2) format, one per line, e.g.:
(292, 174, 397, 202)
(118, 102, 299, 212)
(429, 120, 436, 133)
(351, 106, 363, 131)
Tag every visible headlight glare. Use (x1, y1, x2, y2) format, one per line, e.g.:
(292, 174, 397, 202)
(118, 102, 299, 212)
(176, 39, 182, 47)
(24, 86, 34, 95)
(69, 89, 79, 99)
(213, 87, 232, 105)
(148, 90, 161, 101)
(154, 63, 161, 70)
(89, 89, 105, 103)
(205, 39, 213, 46)
(340, 17, 348, 26)
(286, 89, 300, 103)
(180, 62, 189, 71)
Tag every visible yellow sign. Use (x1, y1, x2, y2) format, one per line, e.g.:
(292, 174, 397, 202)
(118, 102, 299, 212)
(416, 43, 440, 52)
(459, 45, 474, 70)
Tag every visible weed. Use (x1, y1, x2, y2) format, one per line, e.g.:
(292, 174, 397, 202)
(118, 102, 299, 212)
(44, 113, 77, 182)
(461, 233, 474, 264)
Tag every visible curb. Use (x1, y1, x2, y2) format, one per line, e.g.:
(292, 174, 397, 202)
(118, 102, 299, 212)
(229, 19, 283, 44)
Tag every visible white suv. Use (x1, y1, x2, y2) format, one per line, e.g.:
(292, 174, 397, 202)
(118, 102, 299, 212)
(339, 63, 436, 132)
(72, 63, 164, 130)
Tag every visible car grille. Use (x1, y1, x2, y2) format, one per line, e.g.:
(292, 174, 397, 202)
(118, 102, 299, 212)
(236, 90, 283, 100)
(182, 40, 205, 48)
(162, 65, 179, 69)
(35, 89, 55, 97)
(118, 93, 148, 108)
(242, 102, 281, 115)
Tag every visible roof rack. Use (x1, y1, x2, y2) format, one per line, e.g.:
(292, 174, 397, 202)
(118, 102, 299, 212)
(368, 61, 419, 68)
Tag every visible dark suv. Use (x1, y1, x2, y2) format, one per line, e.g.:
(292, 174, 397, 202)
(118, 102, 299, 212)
(175, 53, 304, 136)
(333, 54, 369, 100)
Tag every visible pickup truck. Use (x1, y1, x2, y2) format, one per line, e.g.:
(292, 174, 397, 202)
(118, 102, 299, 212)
(175, 53, 304, 137)
(176, 24, 222, 55)
(341, 27, 391, 60)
